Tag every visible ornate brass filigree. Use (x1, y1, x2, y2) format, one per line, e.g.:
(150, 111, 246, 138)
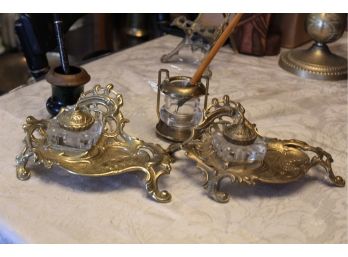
(16, 84, 173, 203)
(175, 95, 345, 203)
(57, 108, 95, 131)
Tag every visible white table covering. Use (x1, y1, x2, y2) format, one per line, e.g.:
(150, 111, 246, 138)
(0, 35, 347, 243)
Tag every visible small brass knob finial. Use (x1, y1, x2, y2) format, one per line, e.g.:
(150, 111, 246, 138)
(223, 118, 257, 146)
(58, 108, 95, 131)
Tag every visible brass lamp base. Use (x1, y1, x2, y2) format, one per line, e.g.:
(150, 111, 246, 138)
(279, 43, 347, 81)
(156, 120, 192, 143)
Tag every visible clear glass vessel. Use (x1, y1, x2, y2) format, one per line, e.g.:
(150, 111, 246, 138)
(212, 131, 267, 168)
(156, 69, 209, 142)
(160, 95, 202, 128)
(46, 107, 103, 153)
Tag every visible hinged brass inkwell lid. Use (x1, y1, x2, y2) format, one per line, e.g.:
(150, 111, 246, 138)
(223, 117, 257, 146)
(57, 108, 95, 131)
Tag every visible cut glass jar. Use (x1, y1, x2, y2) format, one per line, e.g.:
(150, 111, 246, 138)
(46, 106, 103, 153)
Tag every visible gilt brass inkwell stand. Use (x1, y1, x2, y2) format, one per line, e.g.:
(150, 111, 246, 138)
(16, 84, 173, 202)
(175, 96, 345, 202)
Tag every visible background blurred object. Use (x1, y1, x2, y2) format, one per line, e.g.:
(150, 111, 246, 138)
(269, 14, 311, 48)
(1, 13, 340, 96)
(65, 14, 113, 61)
(0, 14, 30, 95)
(0, 13, 197, 95)
(1, 14, 18, 49)
(0, 52, 29, 95)
(160, 13, 232, 78)
(232, 13, 281, 56)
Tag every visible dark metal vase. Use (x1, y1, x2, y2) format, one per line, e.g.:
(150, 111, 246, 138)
(46, 66, 90, 116)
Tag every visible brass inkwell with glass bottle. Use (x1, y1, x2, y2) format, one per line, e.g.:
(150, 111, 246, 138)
(177, 95, 345, 202)
(155, 69, 209, 142)
(16, 84, 174, 203)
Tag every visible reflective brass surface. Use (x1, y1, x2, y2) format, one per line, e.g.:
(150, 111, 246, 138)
(58, 108, 95, 131)
(156, 119, 193, 143)
(222, 104, 257, 145)
(178, 96, 345, 203)
(160, 76, 206, 98)
(16, 84, 173, 203)
(306, 14, 346, 44)
(279, 13, 347, 81)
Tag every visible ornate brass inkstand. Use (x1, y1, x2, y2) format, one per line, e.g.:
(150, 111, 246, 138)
(170, 95, 345, 203)
(16, 84, 173, 203)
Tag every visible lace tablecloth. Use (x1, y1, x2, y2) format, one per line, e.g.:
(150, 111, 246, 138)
(0, 35, 347, 243)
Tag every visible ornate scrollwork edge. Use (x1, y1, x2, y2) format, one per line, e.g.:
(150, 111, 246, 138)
(280, 138, 345, 187)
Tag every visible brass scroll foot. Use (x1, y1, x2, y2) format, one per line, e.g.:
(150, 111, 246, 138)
(145, 167, 172, 203)
(16, 166, 31, 181)
(205, 176, 230, 203)
(15, 146, 32, 180)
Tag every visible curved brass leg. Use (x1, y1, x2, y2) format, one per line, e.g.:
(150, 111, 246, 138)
(16, 165, 31, 180)
(15, 146, 32, 180)
(144, 167, 172, 203)
(312, 155, 345, 187)
(206, 175, 230, 203)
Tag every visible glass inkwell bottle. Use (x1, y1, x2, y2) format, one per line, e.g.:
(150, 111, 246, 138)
(156, 69, 209, 142)
(46, 106, 103, 154)
(211, 104, 267, 169)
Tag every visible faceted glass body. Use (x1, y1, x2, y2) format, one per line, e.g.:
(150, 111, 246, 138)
(160, 95, 202, 128)
(46, 112, 103, 154)
(212, 131, 267, 168)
